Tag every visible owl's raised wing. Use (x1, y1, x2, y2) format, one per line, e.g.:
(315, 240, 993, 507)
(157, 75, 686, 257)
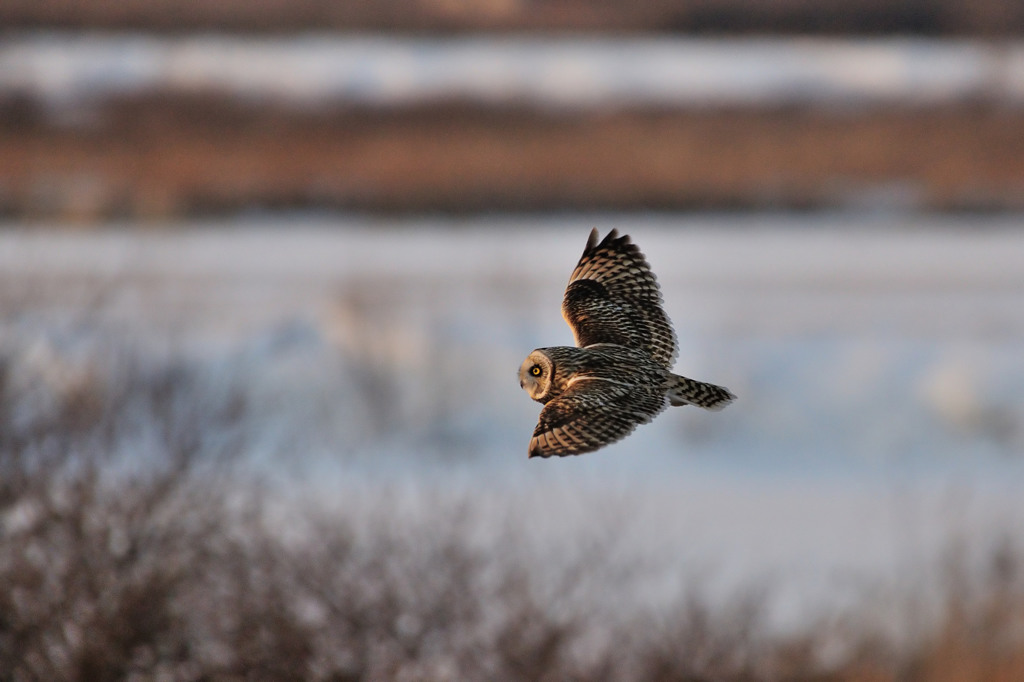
(527, 379, 666, 458)
(562, 229, 677, 369)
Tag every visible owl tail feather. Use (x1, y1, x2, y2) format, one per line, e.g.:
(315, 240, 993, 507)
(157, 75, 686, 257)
(667, 374, 735, 410)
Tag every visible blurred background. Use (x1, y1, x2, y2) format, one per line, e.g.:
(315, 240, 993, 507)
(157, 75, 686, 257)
(2, 2, 1024, 680)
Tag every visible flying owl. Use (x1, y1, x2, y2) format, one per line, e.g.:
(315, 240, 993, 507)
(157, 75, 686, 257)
(519, 228, 734, 458)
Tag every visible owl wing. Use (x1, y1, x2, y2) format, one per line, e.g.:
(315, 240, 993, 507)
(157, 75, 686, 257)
(562, 229, 678, 369)
(527, 379, 666, 458)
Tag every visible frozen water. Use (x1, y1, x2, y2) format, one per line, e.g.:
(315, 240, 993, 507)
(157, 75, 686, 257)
(2, 213, 1023, 472)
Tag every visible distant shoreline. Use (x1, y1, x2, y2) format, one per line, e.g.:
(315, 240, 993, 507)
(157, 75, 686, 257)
(3, 98, 1024, 220)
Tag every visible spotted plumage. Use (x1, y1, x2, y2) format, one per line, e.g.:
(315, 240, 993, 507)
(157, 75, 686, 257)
(519, 229, 734, 458)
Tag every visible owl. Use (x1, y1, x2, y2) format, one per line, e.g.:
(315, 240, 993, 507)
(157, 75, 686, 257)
(519, 229, 734, 458)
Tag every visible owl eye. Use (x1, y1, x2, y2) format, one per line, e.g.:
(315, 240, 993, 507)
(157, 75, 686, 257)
(530, 365, 542, 377)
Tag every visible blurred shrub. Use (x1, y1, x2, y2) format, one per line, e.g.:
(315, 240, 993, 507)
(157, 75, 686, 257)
(2, 329, 1024, 681)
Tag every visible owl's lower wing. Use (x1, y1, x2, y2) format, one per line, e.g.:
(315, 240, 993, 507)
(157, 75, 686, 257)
(562, 229, 677, 369)
(528, 379, 665, 458)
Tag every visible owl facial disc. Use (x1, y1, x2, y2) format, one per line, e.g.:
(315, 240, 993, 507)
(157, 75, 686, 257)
(518, 351, 553, 402)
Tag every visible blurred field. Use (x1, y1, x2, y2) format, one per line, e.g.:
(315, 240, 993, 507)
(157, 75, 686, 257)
(2, 307, 1024, 680)
(4, 5, 1024, 676)
(5, 438, 1024, 680)
(4, 35, 1024, 218)
(4, 97, 1024, 218)
(1, 219, 1022, 681)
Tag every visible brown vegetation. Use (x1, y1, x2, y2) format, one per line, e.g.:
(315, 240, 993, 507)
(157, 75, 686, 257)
(2, 0, 1024, 35)
(3, 96, 1024, 220)
(3, 330, 1024, 680)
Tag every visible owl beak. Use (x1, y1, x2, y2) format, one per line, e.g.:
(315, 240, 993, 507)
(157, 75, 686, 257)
(519, 379, 524, 389)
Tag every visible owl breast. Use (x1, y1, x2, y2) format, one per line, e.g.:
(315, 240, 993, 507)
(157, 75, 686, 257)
(523, 345, 667, 404)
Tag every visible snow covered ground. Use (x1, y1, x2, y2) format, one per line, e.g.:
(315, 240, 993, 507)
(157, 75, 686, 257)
(3, 35, 1024, 108)
(2, 213, 1023, 625)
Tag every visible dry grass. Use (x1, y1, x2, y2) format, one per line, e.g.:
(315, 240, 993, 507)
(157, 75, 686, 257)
(3, 329, 1024, 680)
(3, 96, 1024, 219)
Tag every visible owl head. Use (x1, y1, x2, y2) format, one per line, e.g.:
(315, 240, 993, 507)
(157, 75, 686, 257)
(519, 350, 556, 403)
